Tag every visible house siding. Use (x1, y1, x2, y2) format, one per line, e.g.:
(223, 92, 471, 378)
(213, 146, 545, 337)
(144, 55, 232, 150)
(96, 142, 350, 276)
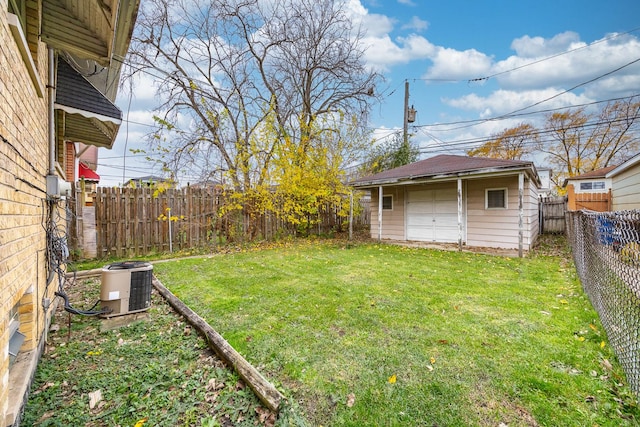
(611, 164, 640, 211)
(1, 8, 60, 425)
(370, 187, 406, 240)
(466, 176, 538, 250)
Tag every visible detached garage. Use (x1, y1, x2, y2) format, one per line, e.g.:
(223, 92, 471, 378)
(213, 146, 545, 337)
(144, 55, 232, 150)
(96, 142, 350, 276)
(351, 154, 542, 256)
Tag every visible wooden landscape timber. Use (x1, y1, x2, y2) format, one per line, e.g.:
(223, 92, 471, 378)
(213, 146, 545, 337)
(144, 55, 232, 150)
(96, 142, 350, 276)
(151, 276, 284, 412)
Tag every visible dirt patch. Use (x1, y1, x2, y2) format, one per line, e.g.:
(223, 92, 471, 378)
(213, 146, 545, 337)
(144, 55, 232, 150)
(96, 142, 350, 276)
(469, 384, 539, 427)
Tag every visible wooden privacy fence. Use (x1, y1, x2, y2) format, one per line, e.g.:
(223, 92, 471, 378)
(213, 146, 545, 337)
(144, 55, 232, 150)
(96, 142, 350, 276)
(86, 187, 370, 258)
(539, 196, 567, 234)
(95, 187, 221, 257)
(566, 184, 612, 212)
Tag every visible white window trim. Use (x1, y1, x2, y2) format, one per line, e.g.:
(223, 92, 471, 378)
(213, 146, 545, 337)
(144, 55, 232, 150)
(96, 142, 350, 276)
(7, 12, 44, 98)
(382, 194, 393, 210)
(579, 181, 606, 191)
(485, 187, 508, 210)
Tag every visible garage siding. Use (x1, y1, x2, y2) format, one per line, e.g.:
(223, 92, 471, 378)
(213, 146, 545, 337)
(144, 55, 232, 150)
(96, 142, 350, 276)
(466, 176, 537, 250)
(370, 187, 406, 240)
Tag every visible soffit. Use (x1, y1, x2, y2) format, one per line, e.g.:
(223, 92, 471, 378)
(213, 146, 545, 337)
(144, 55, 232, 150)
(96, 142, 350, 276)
(41, 0, 118, 66)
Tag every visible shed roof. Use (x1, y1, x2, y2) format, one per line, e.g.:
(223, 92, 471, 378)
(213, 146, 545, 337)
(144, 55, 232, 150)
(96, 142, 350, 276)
(351, 154, 539, 188)
(567, 165, 618, 181)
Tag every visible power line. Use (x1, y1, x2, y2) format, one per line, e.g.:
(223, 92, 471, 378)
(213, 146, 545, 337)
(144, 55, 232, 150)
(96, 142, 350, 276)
(415, 114, 640, 154)
(468, 26, 640, 83)
(413, 93, 640, 131)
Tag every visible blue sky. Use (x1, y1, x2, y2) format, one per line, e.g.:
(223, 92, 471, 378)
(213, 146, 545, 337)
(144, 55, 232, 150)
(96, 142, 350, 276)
(97, 0, 640, 185)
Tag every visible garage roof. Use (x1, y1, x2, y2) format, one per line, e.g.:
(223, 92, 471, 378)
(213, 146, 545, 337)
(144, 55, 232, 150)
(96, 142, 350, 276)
(351, 154, 540, 188)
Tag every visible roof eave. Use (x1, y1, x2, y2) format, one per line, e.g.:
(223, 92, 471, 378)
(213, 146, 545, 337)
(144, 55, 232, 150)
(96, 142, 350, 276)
(351, 165, 540, 189)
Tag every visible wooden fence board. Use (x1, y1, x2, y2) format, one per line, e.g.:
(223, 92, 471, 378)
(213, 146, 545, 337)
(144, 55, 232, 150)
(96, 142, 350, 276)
(539, 196, 567, 234)
(73, 187, 369, 258)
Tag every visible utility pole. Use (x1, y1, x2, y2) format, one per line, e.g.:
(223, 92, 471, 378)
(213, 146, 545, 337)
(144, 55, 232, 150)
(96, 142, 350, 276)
(403, 80, 409, 146)
(403, 80, 416, 146)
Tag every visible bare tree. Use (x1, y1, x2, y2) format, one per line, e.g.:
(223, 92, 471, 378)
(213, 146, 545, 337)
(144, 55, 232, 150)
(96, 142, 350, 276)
(126, 0, 380, 192)
(539, 96, 640, 186)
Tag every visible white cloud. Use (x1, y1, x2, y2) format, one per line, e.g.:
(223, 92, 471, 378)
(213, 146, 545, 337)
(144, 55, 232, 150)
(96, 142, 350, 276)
(397, 0, 416, 5)
(510, 31, 582, 58)
(363, 34, 435, 71)
(401, 16, 428, 32)
(443, 88, 592, 118)
(494, 32, 640, 96)
(423, 47, 493, 80)
(361, 13, 396, 37)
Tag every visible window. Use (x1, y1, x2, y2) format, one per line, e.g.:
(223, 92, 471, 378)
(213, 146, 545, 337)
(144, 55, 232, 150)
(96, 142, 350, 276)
(8, 303, 26, 366)
(382, 195, 393, 210)
(486, 188, 507, 209)
(580, 181, 605, 191)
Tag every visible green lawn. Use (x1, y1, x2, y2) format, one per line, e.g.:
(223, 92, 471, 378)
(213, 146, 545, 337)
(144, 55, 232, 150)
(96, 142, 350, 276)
(153, 240, 639, 426)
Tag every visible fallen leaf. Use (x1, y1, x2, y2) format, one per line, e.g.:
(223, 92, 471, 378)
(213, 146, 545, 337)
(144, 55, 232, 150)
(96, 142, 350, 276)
(255, 406, 276, 426)
(560, 299, 568, 304)
(134, 417, 149, 427)
(346, 393, 356, 407)
(427, 365, 434, 371)
(388, 374, 397, 384)
(88, 390, 102, 409)
(589, 324, 598, 331)
(437, 339, 449, 345)
(602, 359, 613, 371)
(207, 378, 225, 391)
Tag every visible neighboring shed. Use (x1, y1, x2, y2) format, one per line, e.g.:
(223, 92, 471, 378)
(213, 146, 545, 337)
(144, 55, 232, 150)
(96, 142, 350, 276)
(564, 153, 640, 212)
(351, 155, 541, 256)
(607, 152, 640, 211)
(564, 165, 616, 212)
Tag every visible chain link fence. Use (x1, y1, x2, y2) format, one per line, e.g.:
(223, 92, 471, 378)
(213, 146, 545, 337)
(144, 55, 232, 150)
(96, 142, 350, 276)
(567, 210, 640, 396)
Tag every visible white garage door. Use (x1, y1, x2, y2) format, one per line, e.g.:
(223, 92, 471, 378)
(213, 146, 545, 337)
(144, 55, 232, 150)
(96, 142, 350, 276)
(406, 187, 459, 242)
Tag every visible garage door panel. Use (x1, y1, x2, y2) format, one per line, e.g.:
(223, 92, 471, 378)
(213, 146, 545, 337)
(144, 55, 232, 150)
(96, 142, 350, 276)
(407, 186, 460, 242)
(408, 190, 434, 202)
(435, 200, 457, 213)
(407, 216, 433, 227)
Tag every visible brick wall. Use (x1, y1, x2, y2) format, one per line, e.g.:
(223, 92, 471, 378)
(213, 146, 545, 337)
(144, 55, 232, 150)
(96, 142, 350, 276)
(1, 5, 60, 425)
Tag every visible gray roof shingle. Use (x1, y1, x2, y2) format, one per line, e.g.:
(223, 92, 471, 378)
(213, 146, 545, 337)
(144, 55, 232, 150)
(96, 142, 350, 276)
(351, 154, 536, 187)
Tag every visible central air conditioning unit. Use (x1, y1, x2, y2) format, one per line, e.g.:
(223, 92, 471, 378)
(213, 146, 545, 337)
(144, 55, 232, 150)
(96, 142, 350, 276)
(100, 261, 153, 317)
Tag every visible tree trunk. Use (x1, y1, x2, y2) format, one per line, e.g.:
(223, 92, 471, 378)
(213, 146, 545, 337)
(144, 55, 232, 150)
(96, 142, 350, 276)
(152, 276, 283, 412)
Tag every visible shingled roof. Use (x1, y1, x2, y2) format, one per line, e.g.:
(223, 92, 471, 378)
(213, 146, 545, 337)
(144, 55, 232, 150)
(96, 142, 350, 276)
(566, 165, 618, 180)
(351, 154, 539, 188)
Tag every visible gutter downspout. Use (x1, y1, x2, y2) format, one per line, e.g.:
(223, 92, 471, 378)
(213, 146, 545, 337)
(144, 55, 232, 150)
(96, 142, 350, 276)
(48, 47, 55, 175)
